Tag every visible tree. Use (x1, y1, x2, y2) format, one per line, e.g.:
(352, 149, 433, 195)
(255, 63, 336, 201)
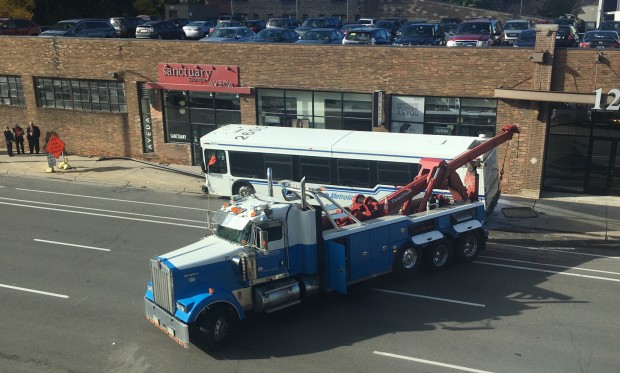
(0, 0, 35, 18)
(133, 0, 166, 16)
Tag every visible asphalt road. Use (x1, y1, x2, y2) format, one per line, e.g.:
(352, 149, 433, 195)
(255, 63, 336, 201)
(0, 175, 619, 373)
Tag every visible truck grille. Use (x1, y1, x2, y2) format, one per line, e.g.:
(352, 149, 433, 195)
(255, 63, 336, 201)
(454, 41, 478, 47)
(150, 259, 175, 314)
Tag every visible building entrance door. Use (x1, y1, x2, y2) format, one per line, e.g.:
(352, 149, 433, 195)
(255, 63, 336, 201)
(586, 139, 620, 195)
(191, 124, 215, 166)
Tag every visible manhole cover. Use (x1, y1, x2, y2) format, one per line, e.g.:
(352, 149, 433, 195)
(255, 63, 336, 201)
(502, 207, 538, 218)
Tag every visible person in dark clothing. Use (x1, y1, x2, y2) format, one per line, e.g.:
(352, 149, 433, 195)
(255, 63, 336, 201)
(3, 126, 14, 156)
(27, 121, 41, 154)
(13, 123, 25, 154)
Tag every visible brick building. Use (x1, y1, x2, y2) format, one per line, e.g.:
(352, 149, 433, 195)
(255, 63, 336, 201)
(1, 23, 619, 197)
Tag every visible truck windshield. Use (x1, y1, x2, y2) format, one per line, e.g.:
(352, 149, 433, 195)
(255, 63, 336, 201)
(211, 210, 252, 244)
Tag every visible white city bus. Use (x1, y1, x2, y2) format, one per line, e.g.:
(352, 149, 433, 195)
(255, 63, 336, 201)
(200, 124, 501, 212)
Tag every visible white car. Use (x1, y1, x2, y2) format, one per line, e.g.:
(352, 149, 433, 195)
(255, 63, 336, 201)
(502, 19, 533, 46)
(357, 18, 377, 27)
(183, 21, 214, 39)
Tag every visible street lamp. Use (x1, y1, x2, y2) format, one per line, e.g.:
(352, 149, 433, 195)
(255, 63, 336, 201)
(230, 0, 233, 15)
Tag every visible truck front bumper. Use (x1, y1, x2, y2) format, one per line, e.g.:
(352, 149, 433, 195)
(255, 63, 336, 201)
(145, 298, 190, 348)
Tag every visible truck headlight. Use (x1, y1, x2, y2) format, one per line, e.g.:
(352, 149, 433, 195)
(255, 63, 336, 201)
(176, 301, 188, 313)
(147, 282, 153, 292)
(446, 40, 455, 47)
(477, 40, 489, 47)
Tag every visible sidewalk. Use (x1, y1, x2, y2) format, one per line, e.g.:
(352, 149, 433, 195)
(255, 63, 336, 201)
(1, 152, 619, 240)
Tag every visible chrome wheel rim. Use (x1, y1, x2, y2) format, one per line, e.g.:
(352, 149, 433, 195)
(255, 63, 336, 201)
(213, 316, 229, 342)
(462, 237, 478, 258)
(432, 244, 449, 267)
(401, 248, 418, 269)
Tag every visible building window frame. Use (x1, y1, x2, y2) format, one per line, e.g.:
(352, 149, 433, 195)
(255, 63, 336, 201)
(0, 75, 25, 106)
(34, 77, 127, 113)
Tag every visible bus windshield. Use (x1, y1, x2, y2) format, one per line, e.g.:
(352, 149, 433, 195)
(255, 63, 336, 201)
(211, 210, 252, 244)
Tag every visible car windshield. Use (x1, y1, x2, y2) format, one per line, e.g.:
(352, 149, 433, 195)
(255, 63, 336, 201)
(554, 19, 575, 26)
(302, 19, 325, 28)
(211, 28, 236, 38)
(110, 19, 123, 27)
(600, 22, 620, 31)
(456, 22, 491, 34)
(518, 31, 536, 42)
(255, 29, 281, 40)
(406, 25, 433, 37)
(585, 31, 618, 40)
(186, 21, 204, 27)
(50, 21, 76, 31)
(347, 31, 371, 41)
(505, 22, 529, 30)
(212, 210, 252, 245)
(303, 30, 331, 40)
(557, 26, 571, 35)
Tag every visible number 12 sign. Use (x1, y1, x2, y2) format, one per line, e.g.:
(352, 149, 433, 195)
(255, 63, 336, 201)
(593, 88, 620, 110)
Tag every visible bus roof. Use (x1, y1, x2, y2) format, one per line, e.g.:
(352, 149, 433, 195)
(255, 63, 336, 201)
(201, 124, 486, 162)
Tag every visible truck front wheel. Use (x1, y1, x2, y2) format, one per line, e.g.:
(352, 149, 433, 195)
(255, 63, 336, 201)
(198, 307, 234, 351)
(455, 231, 482, 262)
(393, 244, 421, 277)
(234, 182, 254, 197)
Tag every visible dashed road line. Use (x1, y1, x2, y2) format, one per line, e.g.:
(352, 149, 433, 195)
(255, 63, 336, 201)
(0, 284, 69, 299)
(34, 239, 112, 252)
(371, 288, 485, 307)
(374, 351, 494, 373)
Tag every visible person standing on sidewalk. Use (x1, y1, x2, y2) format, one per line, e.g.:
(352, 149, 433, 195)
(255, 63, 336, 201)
(26, 121, 41, 154)
(3, 126, 14, 157)
(13, 123, 25, 155)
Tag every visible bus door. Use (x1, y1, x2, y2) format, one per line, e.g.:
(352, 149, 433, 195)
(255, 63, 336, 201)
(586, 138, 620, 195)
(191, 124, 216, 166)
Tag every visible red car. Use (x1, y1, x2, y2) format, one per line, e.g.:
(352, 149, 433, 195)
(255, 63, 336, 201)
(0, 18, 41, 36)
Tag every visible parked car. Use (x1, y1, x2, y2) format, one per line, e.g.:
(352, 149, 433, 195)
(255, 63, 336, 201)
(340, 23, 363, 36)
(109, 17, 143, 38)
(295, 28, 344, 44)
(137, 15, 162, 22)
(40, 19, 116, 38)
(392, 23, 446, 46)
(384, 17, 408, 28)
(266, 17, 299, 29)
(357, 18, 377, 27)
(183, 21, 215, 39)
(217, 15, 245, 23)
(200, 27, 255, 42)
(374, 20, 400, 41)
(502, 19, 533, 46)
(579, 30, 620, 48)
(513, 29, 536, 48)
(554, 14, 585, 34)
(135, 20, 186, 40)
(249, 27, 299, 43)
(0, 18, 40, 36)
(240, 20, 266, 34)
(555, 24, 578, 47)
(295, 17, 341, 37)
(342, 27, 391, 45)
(446, 18, 503, 47)
(168, 18, 191, 30)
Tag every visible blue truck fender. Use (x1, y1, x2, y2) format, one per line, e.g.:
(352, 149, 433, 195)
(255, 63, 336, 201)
(176, 289, 245, 324)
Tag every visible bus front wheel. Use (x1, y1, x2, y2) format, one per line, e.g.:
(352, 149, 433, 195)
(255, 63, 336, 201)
(234, 182, 254, 197)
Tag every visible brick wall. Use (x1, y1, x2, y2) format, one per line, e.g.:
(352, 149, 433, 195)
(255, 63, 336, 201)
(0, 35, 616, 196)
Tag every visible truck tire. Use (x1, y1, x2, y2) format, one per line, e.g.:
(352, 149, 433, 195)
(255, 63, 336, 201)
(234, 182, 254, 197)
(198, 307, 234, 351)
(455, 231, 482, 262)
(424, 239, 452, 271)
(393, 244, 422, 277)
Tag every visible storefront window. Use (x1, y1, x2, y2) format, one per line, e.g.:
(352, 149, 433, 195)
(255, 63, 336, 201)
(257, 88, 372, 131)
(391, 95, 497, 137)
(164, 90, 240, 143)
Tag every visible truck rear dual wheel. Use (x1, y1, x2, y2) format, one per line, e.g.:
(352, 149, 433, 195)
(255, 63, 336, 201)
(393, 244, 422, 277)
(455, 231, 482, 262)
(424, 239, 452, 271)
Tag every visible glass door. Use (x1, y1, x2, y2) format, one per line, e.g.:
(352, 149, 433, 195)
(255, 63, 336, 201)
(191, 124, 215, 166)
(586, 139, 619, 195)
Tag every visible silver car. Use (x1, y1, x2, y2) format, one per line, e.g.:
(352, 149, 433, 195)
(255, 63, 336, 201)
(502, 19, 533, 46)
(183, 21, 214, 39)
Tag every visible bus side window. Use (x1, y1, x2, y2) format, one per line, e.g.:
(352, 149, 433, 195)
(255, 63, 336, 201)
(257, 220, 284, 242)
(204, 150, 227, 174)
(337, 159, 371, 188)
(378, 161, 415, 186)
(229, 151, 262, 177)
(300, 156, 331, 184)
(264, 154, 293, 180)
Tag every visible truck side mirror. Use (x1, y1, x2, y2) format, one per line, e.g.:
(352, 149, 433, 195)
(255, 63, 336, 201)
(259, 230, 269, 252)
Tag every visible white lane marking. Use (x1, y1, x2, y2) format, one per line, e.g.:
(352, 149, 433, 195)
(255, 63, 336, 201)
(0, 284, 69, 299)
(34, 239, 111, 252)
(374, 351, 494, 373)
(475, 261, 620, 283)
(479, 255, 620, 276)
(0, 201, 204, 229)
(488, 242, 620, 259)
(371, 288, 485, 307)
(15, 188, 205, 211)
(0, 197, 204, 224)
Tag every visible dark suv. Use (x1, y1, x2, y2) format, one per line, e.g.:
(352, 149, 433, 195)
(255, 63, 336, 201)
(110, 17, 143, 38)
(0, 18, 40, 35)
(40, 19, 117, 38)
(295, 17, 341, 37)
(446, 18, 503, 47)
